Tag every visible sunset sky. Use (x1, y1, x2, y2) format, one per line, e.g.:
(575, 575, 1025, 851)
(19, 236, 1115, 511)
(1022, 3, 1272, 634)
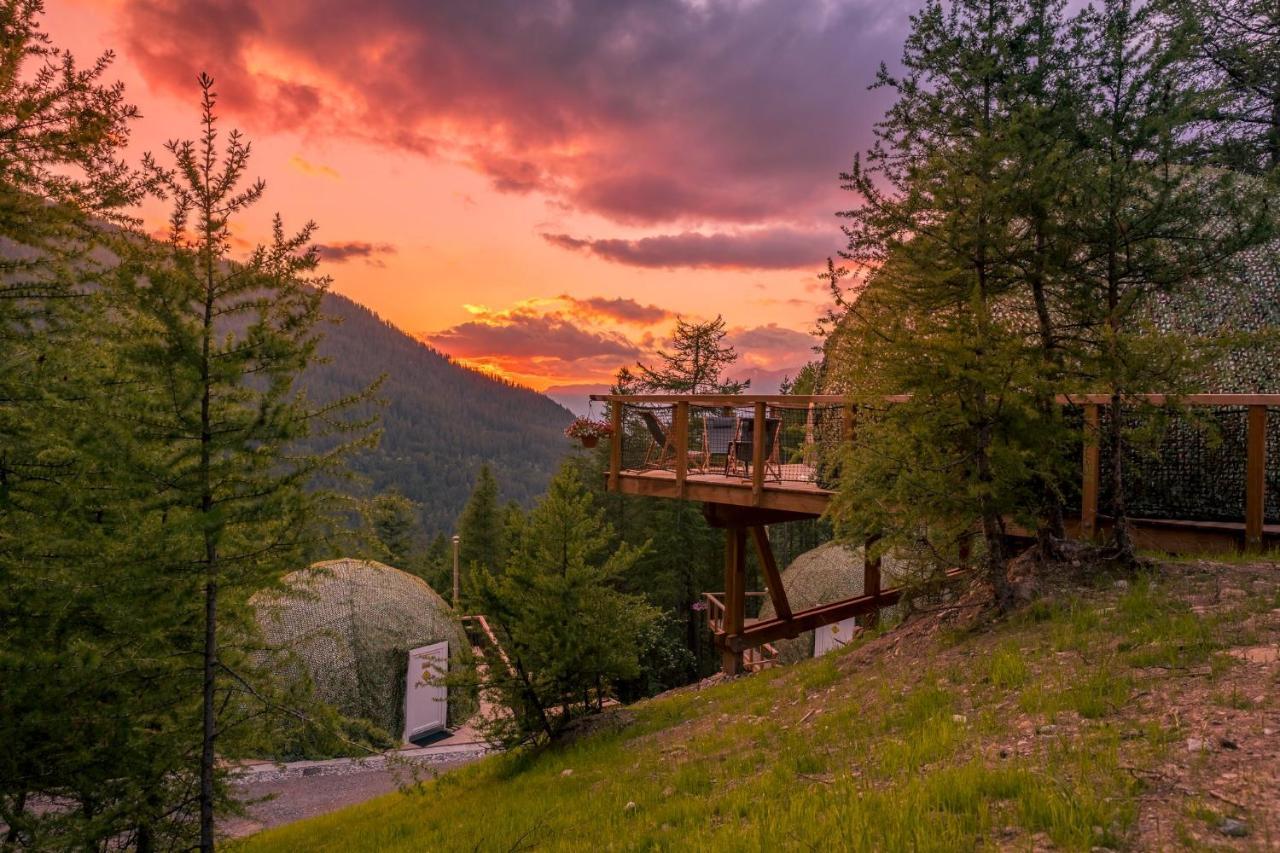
(46, 0, 909, 397)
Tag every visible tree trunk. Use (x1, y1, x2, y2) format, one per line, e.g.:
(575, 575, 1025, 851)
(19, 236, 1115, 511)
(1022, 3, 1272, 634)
(199, 576, 217, 853)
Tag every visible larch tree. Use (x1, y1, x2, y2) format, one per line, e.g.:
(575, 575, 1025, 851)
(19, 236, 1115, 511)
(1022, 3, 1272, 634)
(114, 75, 371, 851)
(1064, 0, 1273, 560)
(633, 315, 748, 394)
(829, 0, 1073, 607)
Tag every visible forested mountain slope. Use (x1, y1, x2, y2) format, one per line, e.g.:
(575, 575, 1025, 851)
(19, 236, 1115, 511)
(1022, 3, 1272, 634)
(304, 291, 573, 532)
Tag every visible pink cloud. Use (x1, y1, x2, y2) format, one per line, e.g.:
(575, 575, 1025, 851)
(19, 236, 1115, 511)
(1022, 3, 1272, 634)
(115, 0, 908, 227)
(543, 227, 834, 270)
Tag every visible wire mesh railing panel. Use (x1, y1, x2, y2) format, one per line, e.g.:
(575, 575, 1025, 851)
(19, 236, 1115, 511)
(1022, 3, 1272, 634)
(616, 401, 845, 486)
(1098, 405, 1258, 523)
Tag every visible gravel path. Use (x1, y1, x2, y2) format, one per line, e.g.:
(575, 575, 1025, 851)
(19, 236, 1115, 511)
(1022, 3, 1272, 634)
(223, 746, 489, 838)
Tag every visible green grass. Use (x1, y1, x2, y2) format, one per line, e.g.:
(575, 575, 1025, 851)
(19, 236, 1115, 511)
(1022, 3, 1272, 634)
(237, 568, 1260, 852)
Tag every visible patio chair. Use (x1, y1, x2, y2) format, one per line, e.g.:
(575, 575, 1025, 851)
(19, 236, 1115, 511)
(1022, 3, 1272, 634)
(698, 415, 737, 472)
(725, 416, 783, 481)
(640, 408, 677, 469)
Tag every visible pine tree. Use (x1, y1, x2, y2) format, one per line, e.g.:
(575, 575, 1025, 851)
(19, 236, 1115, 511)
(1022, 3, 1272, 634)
(634, 315, 748, 393)
(1065, 0, 1273, 560)
(830, 0, 1072, 607)
(457, 463, 503, 585)
(113, 75, 371, 851)
(369, 488, 425, 571)
(1160, 0, 1280, 172)
(465, 463, 658, 746)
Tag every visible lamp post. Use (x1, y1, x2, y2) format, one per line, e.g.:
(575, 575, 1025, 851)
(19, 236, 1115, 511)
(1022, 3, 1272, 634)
(451, 534, 461, 610)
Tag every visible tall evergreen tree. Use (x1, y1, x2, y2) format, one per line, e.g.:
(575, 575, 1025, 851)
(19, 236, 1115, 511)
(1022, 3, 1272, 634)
(830, 0, 1070, 606)
(1161, 0, 1280, 172)
(465, 462, 657, 746)
(457, 463, 503, 585)
(1065, 0, 1272, 559)
(634, 315, 748, 393)
(114, 75, 370, 851)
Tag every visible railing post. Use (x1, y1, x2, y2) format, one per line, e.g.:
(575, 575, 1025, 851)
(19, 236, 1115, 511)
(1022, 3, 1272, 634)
(721, 527, 746, 675)
(842, 400, 855, 442)
(864, 532, 882, 629)
(674, 401, 690, 497)
(1246, 404, 1267, 551)
(608, 400, 623, 491)
(1081, 403, 1100, 541)
(752, 401, 766, 505)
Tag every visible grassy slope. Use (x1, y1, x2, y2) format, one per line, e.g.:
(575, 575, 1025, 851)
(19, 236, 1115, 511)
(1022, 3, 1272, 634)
(239, 561, 1280, 851)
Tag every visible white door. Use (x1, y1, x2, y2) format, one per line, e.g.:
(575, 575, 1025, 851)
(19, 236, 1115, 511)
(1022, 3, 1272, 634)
(404, 641, 449, 743)
(813, 618, 857, 657)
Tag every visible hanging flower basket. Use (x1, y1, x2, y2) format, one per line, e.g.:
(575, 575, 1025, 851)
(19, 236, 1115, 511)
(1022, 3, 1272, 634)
(564, 417, 613, 448)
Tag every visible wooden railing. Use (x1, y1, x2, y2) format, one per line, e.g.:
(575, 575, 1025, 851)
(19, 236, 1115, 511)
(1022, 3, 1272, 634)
(701, 591, 781, 671)
(595, 392, 1280, 550)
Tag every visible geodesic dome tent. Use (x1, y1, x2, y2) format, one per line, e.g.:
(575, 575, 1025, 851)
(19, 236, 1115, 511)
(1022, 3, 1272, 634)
(255, 558, 474, 737)
(757, 542, 914, 664)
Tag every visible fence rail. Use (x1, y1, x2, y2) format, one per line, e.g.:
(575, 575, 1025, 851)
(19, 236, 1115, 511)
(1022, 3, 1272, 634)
(593, 392, 1280, 549)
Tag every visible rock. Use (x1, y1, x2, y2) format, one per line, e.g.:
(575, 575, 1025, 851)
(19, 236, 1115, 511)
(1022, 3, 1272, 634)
(1264, 728, 1275, 736)
(1113, 579, 1129, 591)
(561, 768, 574, 777)
(1219, 737, 1239, 750)
(951, 714, 968, 724)
(1037, 724, 1059, 735)
(624, 801, 638, 814)
(1218, 818, 1249, 838)
(1186, 737, 1206, 752)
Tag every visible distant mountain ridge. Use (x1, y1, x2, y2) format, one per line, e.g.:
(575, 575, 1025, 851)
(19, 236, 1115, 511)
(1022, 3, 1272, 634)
(303, 290, 574, 533)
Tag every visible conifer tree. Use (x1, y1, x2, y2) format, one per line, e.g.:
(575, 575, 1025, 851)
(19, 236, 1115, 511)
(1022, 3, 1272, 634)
(634, 315, 748, 393)
(457, 463, 503, 583)
(1064, 0, 1272, 559)
(369, 487, 425, 571)
(465, 463, 657, 746)
(113, 75, 370, 851)
(830, 0, 1071, 606)
(1161, 0, 1280, 172)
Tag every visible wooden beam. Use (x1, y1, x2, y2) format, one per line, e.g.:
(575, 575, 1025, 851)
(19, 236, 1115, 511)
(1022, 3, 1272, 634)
(725, 569, 968, 652)
(863, 533, 882, 629)
(750, 525, 791, 621)
(842, 401, 855, 442)
(1081, 403, 1100, 541)
(674, 401, 690, 497)
(702, 503, 821, 528)
(1246, 404, 1267, 551)
(751, 401, 766, 505)
(612, 472, 832, 515)
(608, 401, 623, 491)
(721, 527, 747, 674)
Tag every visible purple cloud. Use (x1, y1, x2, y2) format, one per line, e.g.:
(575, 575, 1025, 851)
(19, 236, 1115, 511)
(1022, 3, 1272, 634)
(119, 0, 909, 227)
(426, 313, 640, 361)
(543, 227, 834, 270)
(315, 241, 398, 265)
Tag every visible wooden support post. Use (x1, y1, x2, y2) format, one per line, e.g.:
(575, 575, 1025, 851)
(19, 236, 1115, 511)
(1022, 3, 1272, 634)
(608, 401, 623, 491)
(863, 532, 882, 629)
(1081, 403, 1100, 541)
(1245, 405, 1267, 551)
(842, 401, 855, 442)
(721, 527, 747, 674)
(750, 525, 791, 621)
(674, 401, 690, 497)
(751, 401, 766, 505)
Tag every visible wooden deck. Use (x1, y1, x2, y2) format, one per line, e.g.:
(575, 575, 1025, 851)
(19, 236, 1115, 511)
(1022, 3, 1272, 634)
(613, 468, 831, 515)
(593, 392, 1280, 673)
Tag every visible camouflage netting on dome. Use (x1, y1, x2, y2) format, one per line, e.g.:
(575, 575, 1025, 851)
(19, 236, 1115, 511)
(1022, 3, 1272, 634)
(818, 241, 1280, 524)
(757, 542, 913, 664)
(255, 558, 475, 737)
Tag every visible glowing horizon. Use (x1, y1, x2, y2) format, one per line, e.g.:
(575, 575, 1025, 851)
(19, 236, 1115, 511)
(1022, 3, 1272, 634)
(45, 0, 907, 391)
